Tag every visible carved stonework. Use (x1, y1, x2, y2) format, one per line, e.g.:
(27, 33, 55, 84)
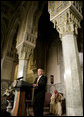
(72, 1, 83, 14)
(48, 1, 82, 20)
(16, 43, 32, 60)
(26, 32, 37, 44)
(48, 1, 69, 19)
(48, 1, 83, 38)
(54, 9, 81, 38)
(6, 50, 18, 62)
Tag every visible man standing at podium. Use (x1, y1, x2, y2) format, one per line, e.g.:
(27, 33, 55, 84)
(32, 68, 47, 116)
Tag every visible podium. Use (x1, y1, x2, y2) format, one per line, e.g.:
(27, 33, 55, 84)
(11, 80, 32, 116)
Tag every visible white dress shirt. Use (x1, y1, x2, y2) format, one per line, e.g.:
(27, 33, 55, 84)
(37, 75, 42, 84)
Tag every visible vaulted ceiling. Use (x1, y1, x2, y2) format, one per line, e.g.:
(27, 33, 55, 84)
(1, 1, 83, 59)
(1, 1, 24, 55)
(1, 1, 47, 58)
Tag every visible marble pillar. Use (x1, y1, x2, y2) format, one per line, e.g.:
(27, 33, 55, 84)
(48, 1, 83, 116)
(62, 33, 83, 116)
(17, 59, 28, 81)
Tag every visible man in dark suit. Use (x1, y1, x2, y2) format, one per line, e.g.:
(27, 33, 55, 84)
(32, 68, 47, 116)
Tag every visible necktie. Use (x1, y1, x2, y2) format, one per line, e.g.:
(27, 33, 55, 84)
(37, 76, 41, 84)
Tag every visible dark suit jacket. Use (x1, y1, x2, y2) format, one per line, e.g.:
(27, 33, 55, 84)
(33, 75, 47, 108)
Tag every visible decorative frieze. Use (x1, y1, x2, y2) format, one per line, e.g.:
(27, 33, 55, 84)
(48, 1, 69, 20)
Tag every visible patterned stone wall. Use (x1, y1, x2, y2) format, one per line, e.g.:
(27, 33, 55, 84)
(48, 1, 69, 19)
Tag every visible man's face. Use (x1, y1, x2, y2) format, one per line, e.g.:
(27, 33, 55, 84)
(37, 69, 43, 76)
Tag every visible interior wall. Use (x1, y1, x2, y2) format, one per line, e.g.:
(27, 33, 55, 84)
(46, 38, 64, 85)
(47, 41, 60, 84)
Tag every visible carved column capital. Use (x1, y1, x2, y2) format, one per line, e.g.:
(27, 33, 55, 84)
(54, 9, 81, 38)
(16, 43, 33, 60)
(48, 1, 83, 39)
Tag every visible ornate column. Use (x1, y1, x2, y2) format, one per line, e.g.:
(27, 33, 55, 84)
(16, 31, 37, 81)
(16, 11, 37, 81)
(16, 43, 33, 81)
(48, 1, 83, 116)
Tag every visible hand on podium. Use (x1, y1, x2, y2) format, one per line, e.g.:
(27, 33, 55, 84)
(33, 83, 38, 88)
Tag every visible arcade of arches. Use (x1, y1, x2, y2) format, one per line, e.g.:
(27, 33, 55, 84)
(1, 1, 83, 116)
